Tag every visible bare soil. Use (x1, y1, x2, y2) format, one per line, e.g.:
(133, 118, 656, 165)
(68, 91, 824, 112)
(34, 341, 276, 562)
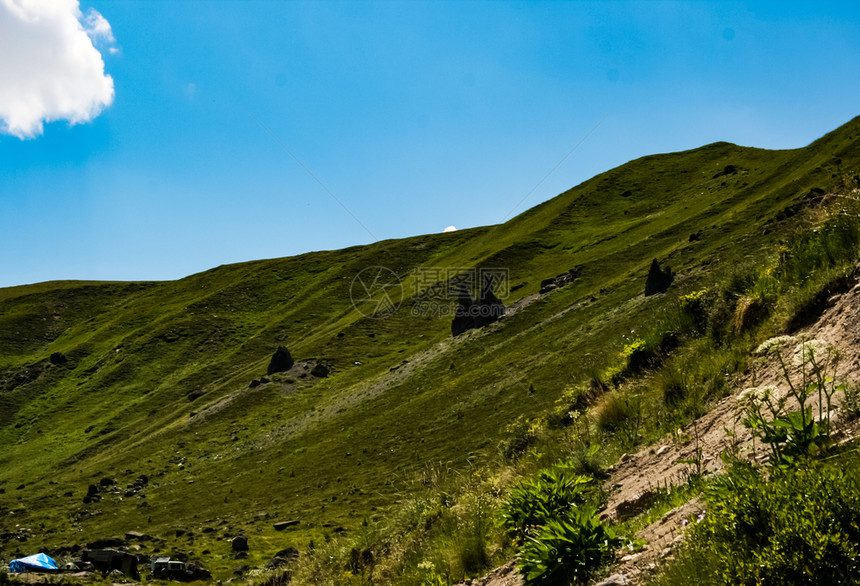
(466, 273, 860, 586)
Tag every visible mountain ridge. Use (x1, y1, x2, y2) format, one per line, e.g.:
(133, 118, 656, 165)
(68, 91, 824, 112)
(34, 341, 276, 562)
(2, 115, 860, 580)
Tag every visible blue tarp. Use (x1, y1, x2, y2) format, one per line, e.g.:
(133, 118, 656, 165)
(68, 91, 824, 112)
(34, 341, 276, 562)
(9, 552, 58, 573)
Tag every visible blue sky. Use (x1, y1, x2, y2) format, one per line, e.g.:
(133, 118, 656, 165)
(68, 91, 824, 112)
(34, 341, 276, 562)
(2, 1, 859, 287)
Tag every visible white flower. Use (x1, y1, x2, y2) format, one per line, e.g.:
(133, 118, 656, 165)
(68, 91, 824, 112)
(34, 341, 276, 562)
(755, 335, 796, 356)
(792, 339, 830, 367)
(737, 387, 773, 407)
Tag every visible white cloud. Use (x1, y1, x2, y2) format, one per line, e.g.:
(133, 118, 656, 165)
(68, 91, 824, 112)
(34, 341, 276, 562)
(82, 7, 114, 44)
(0, 0, 116, 139)
(443, 225, 457, 233)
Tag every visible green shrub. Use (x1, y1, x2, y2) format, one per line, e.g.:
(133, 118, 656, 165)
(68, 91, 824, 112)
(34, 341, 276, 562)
(517, 507, 626, 585)
(501, 466, 591, 542)
(659, 365, 689, 408)
(500, 416, 540, 460)
(775, 215, 860, 287)
(596, 392, 642, 437)
(654, 462, 860, 586)
(841, 383, 860, 421)
(621, 338, 650, 372)
(678, 289, 709, 334)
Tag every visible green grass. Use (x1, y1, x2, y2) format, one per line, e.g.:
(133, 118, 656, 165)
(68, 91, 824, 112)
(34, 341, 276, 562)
(2, 116, 860, 581)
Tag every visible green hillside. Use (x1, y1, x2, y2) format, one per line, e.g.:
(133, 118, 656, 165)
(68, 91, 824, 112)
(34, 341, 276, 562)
(2, 116, 860, 580)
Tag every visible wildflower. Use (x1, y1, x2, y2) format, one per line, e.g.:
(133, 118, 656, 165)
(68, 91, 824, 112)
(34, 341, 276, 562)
(737, 387, 773, 407)
(792, 339, 831, 367)
(755, 335, 796, 356)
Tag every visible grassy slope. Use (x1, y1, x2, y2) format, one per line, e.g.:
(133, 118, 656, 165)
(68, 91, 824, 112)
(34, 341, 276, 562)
(1, 116, 859, 577)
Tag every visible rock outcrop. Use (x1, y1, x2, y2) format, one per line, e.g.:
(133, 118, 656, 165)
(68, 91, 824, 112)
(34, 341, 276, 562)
(539, 266, 583, 294)
(267, 346, 294, 375)
(644, 259, 673, 296)
(451, 275, 506, 336)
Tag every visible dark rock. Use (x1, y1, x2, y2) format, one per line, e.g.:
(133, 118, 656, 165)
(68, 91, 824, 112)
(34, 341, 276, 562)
(620, 190, 633, 197)
(233, 564, 250, 575)
(644, 259, 674, 296)
(49, 352, 68, 365)
(451, 283, 474, 337)
(451, 275, 506, 336)
(805, 187, 826, 199)
(712, 164, 738, 178)
(99, 477, 115, 487)
(86, 537, 125, 549)
(231, 535, 249, 552)
(539, 266, 583, 294)
(185, 561, 211, 581)
(274, 547, 299, 560)
(273, 520, 300, 531)
(688, 231, 702, 242)
(249, 379, 261, 388)
(265, 557, 291, 569)
(310, 363, 329, 378)
(267, 346, 295, 375)
(187, 390, 205, 402)
(82, 548, 140, 579)
(259, 377, 270, 384)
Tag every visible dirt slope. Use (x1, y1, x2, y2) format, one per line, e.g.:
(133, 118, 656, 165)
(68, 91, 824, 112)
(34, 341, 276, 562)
(466, 270, 860, 586)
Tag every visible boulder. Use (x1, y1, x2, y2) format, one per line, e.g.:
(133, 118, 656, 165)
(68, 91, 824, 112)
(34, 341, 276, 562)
(274, 547, 299, 560)
(451, 276, 506, 336)
(539, 266, 583, 294)
(231, 535, 249, 552)
(266, 547, 299, 569)
(267, 346, 295, 375)
(49, 352, 68, 365)
(310, 363, 329, 378)
(712, 164, 738, 178)
(644, 259, 674, 296)
(451, 283, 475, 337)
(86, 537, 125, 549)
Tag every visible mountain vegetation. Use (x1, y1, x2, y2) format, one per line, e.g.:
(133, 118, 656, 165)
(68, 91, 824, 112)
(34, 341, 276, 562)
(2, 116, 860, 584)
